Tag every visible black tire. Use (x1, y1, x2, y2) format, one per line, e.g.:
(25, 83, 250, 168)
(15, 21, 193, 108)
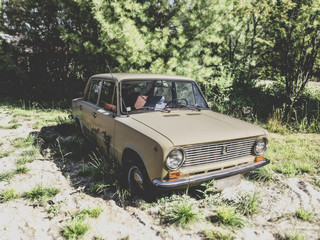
(124, 160, 156, 201)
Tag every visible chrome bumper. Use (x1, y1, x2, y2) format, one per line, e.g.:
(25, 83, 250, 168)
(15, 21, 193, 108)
(152, 158, 270, 190)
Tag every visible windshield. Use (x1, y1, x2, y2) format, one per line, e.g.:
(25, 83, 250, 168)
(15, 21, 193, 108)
(120, 80, 208, 114)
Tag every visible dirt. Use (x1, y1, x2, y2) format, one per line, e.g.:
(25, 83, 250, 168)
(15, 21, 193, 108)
(0, 108, 320, 240)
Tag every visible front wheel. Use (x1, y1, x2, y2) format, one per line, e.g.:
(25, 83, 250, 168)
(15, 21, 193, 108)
(125, 160, 156, 200)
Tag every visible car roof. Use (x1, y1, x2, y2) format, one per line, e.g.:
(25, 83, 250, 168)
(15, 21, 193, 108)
(90, 73, 193, 82)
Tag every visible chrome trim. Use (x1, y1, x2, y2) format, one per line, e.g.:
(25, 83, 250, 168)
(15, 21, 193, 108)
(183, 138, 256, 167)
(153, 158, 270, 189)
(165, 148, 186, 171)
(253, 137, 269, 156)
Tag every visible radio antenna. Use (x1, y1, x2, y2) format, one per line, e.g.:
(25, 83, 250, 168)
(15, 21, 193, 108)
(105, 59, 114, 79)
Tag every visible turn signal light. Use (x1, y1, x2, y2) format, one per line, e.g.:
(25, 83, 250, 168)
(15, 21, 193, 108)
(169, 171, 181, 179)
(255, 155, 264, 162)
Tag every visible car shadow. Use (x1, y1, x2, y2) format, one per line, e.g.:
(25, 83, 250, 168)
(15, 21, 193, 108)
(31, 123, 193, 206)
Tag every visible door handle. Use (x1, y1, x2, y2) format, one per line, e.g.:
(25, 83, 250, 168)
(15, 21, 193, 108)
(93, 112, 97, 118)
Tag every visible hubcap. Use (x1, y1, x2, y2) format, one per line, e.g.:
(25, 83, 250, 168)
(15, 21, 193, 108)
(128, 166, 144, 190)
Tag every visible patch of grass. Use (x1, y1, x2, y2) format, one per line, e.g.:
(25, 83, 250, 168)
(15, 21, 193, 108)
(287, 233, 307, 240)
(16, 147, 39, 165)
(0, 141, 3, 146)
(265, 133, 320, 177)
(0, 151, 11, 159)
(295, 208, 314, 222)
(0, 123, 22, 129)
(8, 118, 18, 124)
(90, 183, 109, 194)
(33, 121, 41, 129)
(13, 135, 35, 148)
(235, 192, 260, 216)
(61, 219, 89, 240)
(245, 165, 274, 182)
(161, 199, 200, 228)
(25, 185, 60, 203)
(202, 228, 234, 240)
(0, 171, 13, 182)
(0, 189, 20, 202)
(78, 166, 94, 177)
(312, 178, 320, 188)
(15, 166, 29, 174)
(76, 207, 103, 219)
(216, 207, 244, 228)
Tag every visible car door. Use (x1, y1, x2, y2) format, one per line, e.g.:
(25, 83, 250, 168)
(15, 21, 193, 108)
(95, 79, 117, 153)
(80, 79, 102, 138)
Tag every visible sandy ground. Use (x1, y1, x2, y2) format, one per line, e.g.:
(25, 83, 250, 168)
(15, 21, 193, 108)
(0, 107, 320, 240)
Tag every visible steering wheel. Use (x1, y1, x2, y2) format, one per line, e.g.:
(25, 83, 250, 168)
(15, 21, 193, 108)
(165, 98, 188, 108)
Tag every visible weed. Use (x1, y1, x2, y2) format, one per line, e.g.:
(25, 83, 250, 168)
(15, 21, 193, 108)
(245, 166, 274, 182)
(295, 208, 314, 222)
(0, 171, 13, 182)
(235, 192, 260, 216)
(90, 183, 109, 194)
(46, 205, 61, 219)
(13, 135, 35, 148)
(0, 151, 11, 159)
(0, 141, 3, 146)
(312, 178, 320, 188)
(61, 219, 89, 240)
(202, 228, 234, 240)
(0, 189, 20, 202)
(8, 118, 18, 124)
(76, 207, 103, 219)
(287, 232, 307, 240)
(161, 199, 200, 228)
(15, 166, 29, 174)
(78, 166, 93, 177)
(33, 121, 41, 129)
(216, 207, 244, 228)
(274, 162, 314, 176)
(25, 185, 60, 204)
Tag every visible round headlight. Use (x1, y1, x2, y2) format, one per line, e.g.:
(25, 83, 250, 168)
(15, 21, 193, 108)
(253, 137, 268, 155)
(165, 148, 185, 170)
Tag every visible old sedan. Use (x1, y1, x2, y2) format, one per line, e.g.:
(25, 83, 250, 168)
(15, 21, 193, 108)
(71, 73, 270, 196)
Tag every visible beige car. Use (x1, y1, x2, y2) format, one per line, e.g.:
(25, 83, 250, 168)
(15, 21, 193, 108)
(71, 73, 270, 195)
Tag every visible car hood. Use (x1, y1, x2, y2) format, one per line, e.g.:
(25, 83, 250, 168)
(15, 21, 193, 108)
(130, 110, 266, 146)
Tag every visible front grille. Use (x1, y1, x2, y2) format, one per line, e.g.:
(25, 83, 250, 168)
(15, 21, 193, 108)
(183, 138, 256, 167)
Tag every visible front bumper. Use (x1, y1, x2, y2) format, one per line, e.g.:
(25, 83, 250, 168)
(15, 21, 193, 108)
(152, 158, 270, 190)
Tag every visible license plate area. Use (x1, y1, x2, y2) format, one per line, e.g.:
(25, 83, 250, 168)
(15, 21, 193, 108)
(213, 174, 241, 190)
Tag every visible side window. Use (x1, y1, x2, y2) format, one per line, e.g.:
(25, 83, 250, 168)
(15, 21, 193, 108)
(86, 80, 102, 105)
(99, 80, 116, 110)
(176, 82, 196, 105)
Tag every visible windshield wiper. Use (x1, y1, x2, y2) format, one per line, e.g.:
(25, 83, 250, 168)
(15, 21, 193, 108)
(163, 104, 201, 112)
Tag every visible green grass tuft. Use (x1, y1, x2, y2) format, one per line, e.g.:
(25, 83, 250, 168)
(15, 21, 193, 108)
(15, 166, 29, 174)
(295, 208, 314, 222)
(13, 135, 35, 148)
(0, 189, 20, 202)
(235, 192, 260, 216)
(25, 185, 60, 202)
(216, 207, 244, 228)
(161, 199, 200, 227)
(0, 151, 11, 159)
(202, 228, 234, 240)
(76, 207, 103, 219)
(0, 171, 14, 182)
(61, 219, 89, 240)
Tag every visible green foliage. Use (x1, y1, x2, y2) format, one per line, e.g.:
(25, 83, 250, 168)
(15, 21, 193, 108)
(235, 192, 260, 216)
(295, 208, 314, 222)
(15, 166, 29, 174)
(245, 166, 274, 182)
(0, 189, 20, 202)
(0, 151, 11, 158)
(160, 199, 201, 228)
(13, 135, 35, 148)
(76, 207, 103, 219)
(25, 185, 60, 203)
(202, 228, 234, 240)
(216, 207, 244, 228)
(0, 171, 13, 182)
(61, 219, 89, 240)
